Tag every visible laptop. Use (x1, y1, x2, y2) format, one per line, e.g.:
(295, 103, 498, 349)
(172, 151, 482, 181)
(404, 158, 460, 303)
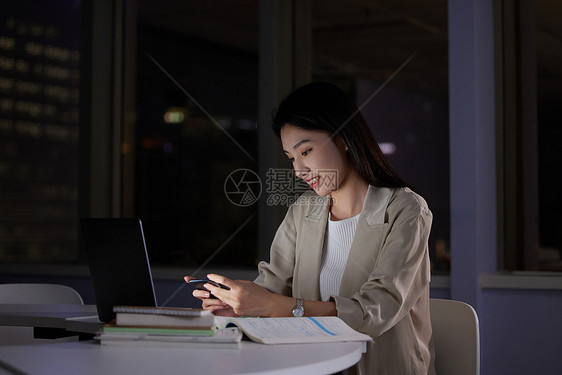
(80, 218, 158, 322)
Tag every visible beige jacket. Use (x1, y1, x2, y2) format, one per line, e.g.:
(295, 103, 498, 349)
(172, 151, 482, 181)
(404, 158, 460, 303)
(254, 186, 436, 375)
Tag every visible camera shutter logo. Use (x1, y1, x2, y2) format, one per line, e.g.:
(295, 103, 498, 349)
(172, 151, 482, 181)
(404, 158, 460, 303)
(224, 169, 262, 207)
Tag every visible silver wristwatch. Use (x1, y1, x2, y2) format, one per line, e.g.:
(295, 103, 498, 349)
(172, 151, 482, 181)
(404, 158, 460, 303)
(292, 298, 304, 317)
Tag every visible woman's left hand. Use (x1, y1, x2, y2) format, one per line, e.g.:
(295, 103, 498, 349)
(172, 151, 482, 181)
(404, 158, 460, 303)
(204, 274, 291, 317)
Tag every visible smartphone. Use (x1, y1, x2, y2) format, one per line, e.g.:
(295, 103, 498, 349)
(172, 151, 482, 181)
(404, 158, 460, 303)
(188, 278, 230, 299)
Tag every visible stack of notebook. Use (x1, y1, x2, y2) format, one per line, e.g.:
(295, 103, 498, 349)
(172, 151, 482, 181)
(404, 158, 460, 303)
(95, 306, 242, 348)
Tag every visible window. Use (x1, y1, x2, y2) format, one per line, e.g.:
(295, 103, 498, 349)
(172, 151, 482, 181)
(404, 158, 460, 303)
(135, 1, 260, 267)
(496, 0, 562, 271)
(0, 1, 81, 262)
(311, 0, 450, 272)
(1, 0, 452, 274)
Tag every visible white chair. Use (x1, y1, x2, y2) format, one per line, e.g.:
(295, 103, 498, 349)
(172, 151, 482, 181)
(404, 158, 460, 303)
(0, 283, 84, 345)
(0, 283, 84, 305)
(430, 298, 480, 375)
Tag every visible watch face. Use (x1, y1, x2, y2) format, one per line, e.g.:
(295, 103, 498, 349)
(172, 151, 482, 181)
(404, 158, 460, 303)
(292, 307, 304, 317)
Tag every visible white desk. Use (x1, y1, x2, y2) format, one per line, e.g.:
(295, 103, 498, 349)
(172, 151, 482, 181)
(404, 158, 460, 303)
(0, 339, 364, 375)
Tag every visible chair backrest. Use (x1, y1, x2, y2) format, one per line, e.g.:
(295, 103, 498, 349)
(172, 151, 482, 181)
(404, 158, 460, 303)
(0, 283, 84, 305)
(430, 298, 480, 375)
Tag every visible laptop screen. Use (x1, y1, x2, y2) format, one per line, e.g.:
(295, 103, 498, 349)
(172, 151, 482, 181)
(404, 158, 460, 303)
(80, 218, 158, 322)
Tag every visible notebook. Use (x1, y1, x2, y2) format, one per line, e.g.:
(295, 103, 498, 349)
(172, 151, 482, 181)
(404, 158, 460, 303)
(80, 218, 158, 323)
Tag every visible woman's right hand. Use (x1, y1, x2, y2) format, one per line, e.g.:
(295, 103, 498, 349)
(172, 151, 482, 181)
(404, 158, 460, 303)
(184, 276, 238, 317)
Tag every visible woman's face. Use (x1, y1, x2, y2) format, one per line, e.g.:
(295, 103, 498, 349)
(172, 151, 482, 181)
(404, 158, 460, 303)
(280, 125, 350, 196)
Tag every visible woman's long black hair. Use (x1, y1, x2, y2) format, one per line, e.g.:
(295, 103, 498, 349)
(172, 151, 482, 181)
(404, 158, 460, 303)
(272, 81, 411, 189)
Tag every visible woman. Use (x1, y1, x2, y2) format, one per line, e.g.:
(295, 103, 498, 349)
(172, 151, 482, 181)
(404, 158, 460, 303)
(186, 82, 435, 374)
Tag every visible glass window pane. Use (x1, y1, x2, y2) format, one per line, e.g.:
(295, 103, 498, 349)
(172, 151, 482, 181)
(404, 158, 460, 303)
(0, 1, 80, 262)
(312, 0, 450, 272)
(537, 0, 562, 271)
(135, 1, 259, 267)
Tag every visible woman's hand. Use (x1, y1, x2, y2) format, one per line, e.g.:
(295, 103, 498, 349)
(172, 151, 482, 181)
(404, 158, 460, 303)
(185, 275, 337, 318)
(198, 274, 294, 317)
(184, 276, 238, 317)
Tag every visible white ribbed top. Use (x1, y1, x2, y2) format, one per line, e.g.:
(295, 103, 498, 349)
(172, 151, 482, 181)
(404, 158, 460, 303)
(319, 213, 360, 301)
